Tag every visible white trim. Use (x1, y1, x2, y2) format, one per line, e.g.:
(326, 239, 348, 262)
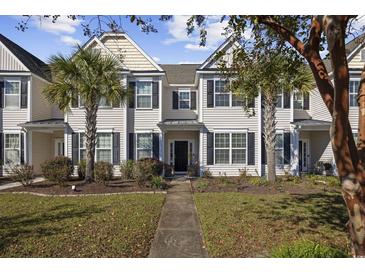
(3, 78, 21, 110)
(135, 132, 153, 160)
(27, 77, 31, 121)
(178, 89, 191, 110)
(135, 81, 153, 110)
(347, 40, 365, 61)
(158, 78, 162, 122)
(169, 84, 196, 87)
(3, 131, 22, 166)
(213, 128, 248, 133)
(54, 138, 64, 157)
(258, 90, 262, 176)
(299, 138, 310, 173)
(290, 92, 294, 122)
(0, 72, 31, 76)
(79, 132, 113, 163)
(213, 131, 248, 165)
(28, 131, 32, 165)
(349, 77, 361, 108)
(132, 72, 165, 76)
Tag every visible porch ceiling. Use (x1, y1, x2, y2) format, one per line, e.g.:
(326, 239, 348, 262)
(291, 119, 331, 131)
(157, 119, 204, 131)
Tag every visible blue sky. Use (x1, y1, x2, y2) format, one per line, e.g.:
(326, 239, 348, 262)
(0, 15, 229, 64)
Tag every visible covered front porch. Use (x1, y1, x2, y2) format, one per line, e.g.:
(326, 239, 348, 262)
(158, 119, 203, 174)
(291, 119, 334, 175)
(19, 119, 67, 174)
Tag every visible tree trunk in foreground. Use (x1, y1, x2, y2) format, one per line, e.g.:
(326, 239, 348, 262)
(84, 104, 98, 183)
(263, 93, 277, 183)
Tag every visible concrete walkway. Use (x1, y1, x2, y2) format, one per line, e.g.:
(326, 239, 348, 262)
(148, 179, 208, 258)
(0, 176, 45, 191)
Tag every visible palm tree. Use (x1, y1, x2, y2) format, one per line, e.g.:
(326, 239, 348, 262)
(43, 47, 126, 183)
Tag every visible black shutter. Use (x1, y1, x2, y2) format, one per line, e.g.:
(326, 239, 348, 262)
(284, 132, 291, 164)
(20, 133, 25, 164)
(71, 93, 79, 108)
(113, 132, 120, 165)
(72, 133, 79, 165)
(0, 133, 3, 165)
(261, 134, 267, 164)
(128, 133, 134, 160)
(172, 91, 178, 109)
(207, 132, 214, 165)
(152, 133, 159, 159)
(152, 82, 159, 109)
(247, 132, 255, 165)
(283, 92, 290, 108)
(247, 97, 255, 108)
(303, 93, 310, 110)
(0, 80, 4, 108)
(191, 91, 197, 110)
(207, 80, 214, 108)
(128, 82, 136, 108)
(20, 77, 28, 108)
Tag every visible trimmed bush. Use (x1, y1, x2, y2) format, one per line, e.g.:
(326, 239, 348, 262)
(94, 161, 113, 185)
(120, 160, 135, 180)
(164, 163, 173, 177)
(202, 168, 212, 178)
(187, 162, 199, 177)
(134, 158, 163, 187)
(77, 160, 86, 180)
(151, 176, 167, 190)
(41, 156, 73, 187)
(9, 164, 34, 186)
(271, 240, 349, 258)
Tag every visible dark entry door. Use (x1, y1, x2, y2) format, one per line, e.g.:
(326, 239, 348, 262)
(174, 141, 188, 172)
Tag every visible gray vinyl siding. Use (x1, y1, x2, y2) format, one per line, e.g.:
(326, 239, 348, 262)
(294, 109, 311, 120)
(0, 43, 27, 71)
(348, 45, 365, 69)
(127, 108, 160, 132)
(310, 88, 332, 122)
(162, 86, 198, 120)
(31, 76, 52, 121)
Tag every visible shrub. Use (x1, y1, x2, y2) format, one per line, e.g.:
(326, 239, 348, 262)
(120, 160, 135, 180)
(9, 164, 34, 186)
(94, 161, 113, 185)
(187, 162, 199, 177)
(238, 168, 250, 183)
(248, 176, 269, 186)
(164, 163, 173, 177)
(217, 173, 233, 186)
(271, 240, 349, 258)
(304, 174, 341, 187)
(77, 160, 86, 180)
(41, 156, 73, 187)
(202, 168, 212, 178)
(151, 176, 166, 190)
(134, 158, 163, 187)
(195, 179, 209, 192)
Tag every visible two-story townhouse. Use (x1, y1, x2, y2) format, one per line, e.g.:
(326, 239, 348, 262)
(0, 34, 64, 176)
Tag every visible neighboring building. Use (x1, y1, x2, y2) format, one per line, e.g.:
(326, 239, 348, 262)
(0, 32, 364, 177)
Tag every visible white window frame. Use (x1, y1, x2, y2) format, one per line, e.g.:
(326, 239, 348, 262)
(4, 79, 21, 109)
(231, 132, 247, 164)
(4, 133, 21, 165)
(276, 91, 283, 109)
(275, 132, 284, 166)
(293, 91, 304, 109)
(136, 81, 153, 110)
(79, 132, 113, 163)
(178, 89, 191, 109)
(349, 79, 360, 108)
(213, 130, 248, 165)
(135, 132, 153, 160)
(214, 80, 230, 107)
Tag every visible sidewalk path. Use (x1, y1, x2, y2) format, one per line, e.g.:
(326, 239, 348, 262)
(0, 177, 45, 191)
(148, 179, 208, 258)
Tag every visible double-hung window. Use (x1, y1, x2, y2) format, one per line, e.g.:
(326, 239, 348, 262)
(136, 133, 152, 160)
(4, 133, 20, 165)
(214, 132, 247, 164)
(275, 133, 284, 165)
(136, 82, 152, 109)
(179, 90, 190, 109)
(214, 80, 230, 107)
(293, 92, 303, 109)
(232, 133, 247, 164)
(214, 133, 230, 164)
(79, 133, 112, 163)
(349, 80, 360, 107)
(276, 92, 283, 108)
(4, 80, 21, 109)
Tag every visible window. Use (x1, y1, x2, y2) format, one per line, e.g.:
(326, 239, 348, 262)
(361, 50, 365, 62)
(232, 92, 244, 107)
(349, 80, 360, 107)
(179, 90, 190, 109)
(214, 133, 230, 164)
(4, 80, 20, 108)
(293, 92, 303, 109)
(276, 92, 283, 108)
(136, 133, 152, 160)
(353, 132, 358, 143)
(232, 133, 247, 164)
(4, 133, 20, 165)
(136, 82, 152, 109)
(214, 80, 230, 107)
(79, 133, 112, 163)
(275, 133, 284, 165)
(214, 132, 247, 164)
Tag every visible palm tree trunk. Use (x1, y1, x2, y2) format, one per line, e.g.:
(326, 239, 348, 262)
(85, 104, 98, 183)
(263, 93, 277, 183)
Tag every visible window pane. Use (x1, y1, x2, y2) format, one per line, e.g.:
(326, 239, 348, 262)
(80, 149, 86, 161)
(137, 149, 151, 160)
(98, 96, 110, 107)
(232, 94, 244, 106)
(232, 133, 246, 148)
(97, 149, 112, 163)
(276, 93, 283, 108)
(232, 149, 246, 164)
(136, 82, 152, 95)
(215, 149, 229, 164)
(5, 95, 19, 108)
(5, 150, 19, 164)
(97, 133, 111, 149)
(179, 92, 190, 100)
(5, 81, 20, 94)
(80, 133, 86, 149)
(276, 134, 283, 149)
(5, 134, 20, 149)
(276, 149, 284, 165)
(179, 100, 190, 109)
(293, 92, 303, 109)
(137, 96, 151, 108)
(137, 133, 152, 149)
(215, 133, 230, 148)
(215, 94, 230, 106)
(215, 80, 226, 93)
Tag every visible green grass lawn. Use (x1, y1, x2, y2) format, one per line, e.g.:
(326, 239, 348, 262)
(0, 193, 165, 257)
(194, 192, 350, 257)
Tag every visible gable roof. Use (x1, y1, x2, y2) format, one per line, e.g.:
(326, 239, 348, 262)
(0, 34, 51, 81)
(160, 64, 199, 85)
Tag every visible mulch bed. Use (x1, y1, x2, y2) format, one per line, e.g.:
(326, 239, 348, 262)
(1, 179, 169, 195)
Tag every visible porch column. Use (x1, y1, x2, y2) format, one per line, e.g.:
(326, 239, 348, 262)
(199, 129, 204, 176)
(159, 131, 164, 163)
(290, 125, 299, 176)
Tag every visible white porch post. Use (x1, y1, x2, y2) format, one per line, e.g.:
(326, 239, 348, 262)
(290, 125, 299, 176)
(159, 131, 164, 163)
(199, 129, 204, 176)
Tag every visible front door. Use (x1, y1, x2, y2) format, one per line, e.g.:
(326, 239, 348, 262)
(174, 141, 188, 172)
(299, 139, 309, 172)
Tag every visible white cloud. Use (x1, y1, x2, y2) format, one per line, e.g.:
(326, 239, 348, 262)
(152, 56, 160, 62)
(178, 60, 204, 64)
(60, 35, 81, 46)
(184, 43, 212, 51)
(31, 16, 81, 35)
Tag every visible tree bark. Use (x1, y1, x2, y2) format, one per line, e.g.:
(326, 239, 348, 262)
(263, 93, 277, 183)
(84, 103, 98, 183)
